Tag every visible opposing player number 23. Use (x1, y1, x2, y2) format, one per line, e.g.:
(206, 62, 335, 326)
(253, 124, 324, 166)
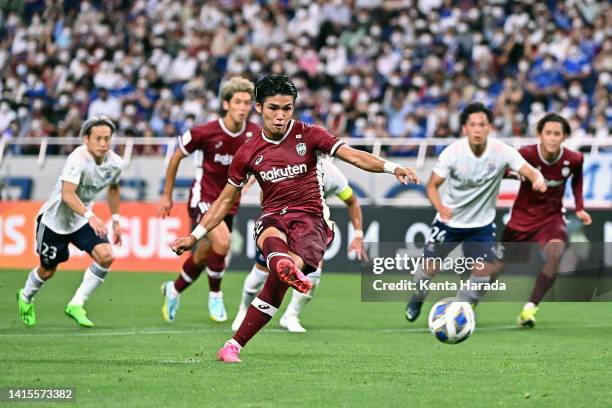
(41, 243, 58, 260)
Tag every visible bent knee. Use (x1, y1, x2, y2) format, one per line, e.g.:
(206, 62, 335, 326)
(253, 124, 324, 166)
(94, 247, 115, 268)
(211, 237, 231, 256)
(37, 266, 57, 280)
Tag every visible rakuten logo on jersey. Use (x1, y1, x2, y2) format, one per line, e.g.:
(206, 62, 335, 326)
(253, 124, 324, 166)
(545, 178, 564, 188)
(259, 164, 307, 183)
(214, 153, 233, 166)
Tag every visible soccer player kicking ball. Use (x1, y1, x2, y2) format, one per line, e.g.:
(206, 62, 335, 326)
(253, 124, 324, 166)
(496, 113, 591, 328)
(231, 157, 367, 333)
(171, 74, 418, 363)
(158, 77, 260, 323)
(17, 116, 123, 328)
(405, 103, 547, 322)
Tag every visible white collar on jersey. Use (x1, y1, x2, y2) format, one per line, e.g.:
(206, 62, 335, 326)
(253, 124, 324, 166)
(537, 143, 564, 165)
(261, 119, 295, 145)
(218, 118, 246, 138)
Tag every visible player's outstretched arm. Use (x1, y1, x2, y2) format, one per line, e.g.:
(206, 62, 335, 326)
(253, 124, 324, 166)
(61, 181, 107, 237)
(158, 148, 187, 218)
(341, 193, 367, 261)
(334, 144, 419, 185)
(107, 184, 122, 245)
(571, 159, 591, 225)
(170, 183, 241, 255)
(518, 163, 547, 192)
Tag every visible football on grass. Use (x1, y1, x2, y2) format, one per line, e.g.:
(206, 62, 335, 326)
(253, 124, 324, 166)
(428, 298, 476, 344)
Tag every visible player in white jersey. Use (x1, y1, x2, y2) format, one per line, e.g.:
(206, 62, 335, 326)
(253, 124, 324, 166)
(231, 157, 366, 332)
(17, 116, 123, 328)
(405, 103, 547, 321)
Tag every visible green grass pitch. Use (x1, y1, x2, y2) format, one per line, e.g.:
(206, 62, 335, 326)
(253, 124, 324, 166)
(1, 269, 611, 407)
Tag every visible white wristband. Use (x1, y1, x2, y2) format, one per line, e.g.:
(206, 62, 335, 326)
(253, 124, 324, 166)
(190, 224, 208, 241)
(383, 160, 400, 174)
(84, 210, 95, 220)
(112, 214, 121, 222)
(354, 229, 364, 239)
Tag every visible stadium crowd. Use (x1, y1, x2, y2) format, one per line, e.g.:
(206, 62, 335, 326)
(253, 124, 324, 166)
(0, 0, 610, 156)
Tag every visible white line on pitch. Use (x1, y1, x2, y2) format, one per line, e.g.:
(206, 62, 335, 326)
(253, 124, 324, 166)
(157, 359, 203, 364)
(3, 324, 610, 338)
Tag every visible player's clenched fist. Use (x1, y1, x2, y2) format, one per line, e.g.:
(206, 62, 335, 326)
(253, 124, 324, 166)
(531, 174, 547, 193)
(575, 209, 592, 226)
(170, 236, 197, 255)
(395, 166, 419, 185)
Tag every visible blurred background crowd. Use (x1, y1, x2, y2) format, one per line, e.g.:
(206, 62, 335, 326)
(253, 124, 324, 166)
(0, 0, 610, 156)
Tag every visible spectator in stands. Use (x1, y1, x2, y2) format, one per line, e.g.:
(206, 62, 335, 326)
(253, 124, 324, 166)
(88, 88, 121, 121)
(0, 99, 16, 133)
(0, 0, 608, 157)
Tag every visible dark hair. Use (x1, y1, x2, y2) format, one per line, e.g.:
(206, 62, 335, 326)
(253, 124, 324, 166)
(79, 115, 116, 138)
(459, 102, 494, 126)
(254, 73, 298, 104)
(536, 112, 571, 136)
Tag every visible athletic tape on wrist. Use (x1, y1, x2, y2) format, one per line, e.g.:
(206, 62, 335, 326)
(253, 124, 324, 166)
(191, 224, 208, 241)
(383, 160, 400, 174)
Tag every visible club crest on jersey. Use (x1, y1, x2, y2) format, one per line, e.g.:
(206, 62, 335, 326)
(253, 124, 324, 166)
(255, 155, 264, 165)
(296, 142, 307, 156)
(485, 161, 497, 173)
(561, 167, 570, 177)
(100, 169, 112, 181)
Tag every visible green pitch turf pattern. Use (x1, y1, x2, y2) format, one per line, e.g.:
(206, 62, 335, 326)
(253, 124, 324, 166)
(0, 269, 611, 407)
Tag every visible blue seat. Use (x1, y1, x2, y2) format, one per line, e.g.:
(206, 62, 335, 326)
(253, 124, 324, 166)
(159, 178, 193, 202)
(119, 178, 148, 201)
(1, 177, 33, 200)
(385, 183, 427, 199)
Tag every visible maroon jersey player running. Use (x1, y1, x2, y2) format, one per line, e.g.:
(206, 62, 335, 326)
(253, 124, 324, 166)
(171, 73, 419, 363)
(497, 113, 592, 327)
(159, 77, 260, 323)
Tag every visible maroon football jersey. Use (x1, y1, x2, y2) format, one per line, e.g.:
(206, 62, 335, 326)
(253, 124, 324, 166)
(178, 119, 261, 215)
(228, 120, 344, 217)
(507, 144, 584, 232)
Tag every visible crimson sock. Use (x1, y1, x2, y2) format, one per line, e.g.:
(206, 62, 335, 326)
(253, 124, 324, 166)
(262, 237, 294, 276)
(174, 256, 202, 293)
(529, 273, 557, 305)
(233, 261, 289, 347)
(206, 249, 226, 292)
